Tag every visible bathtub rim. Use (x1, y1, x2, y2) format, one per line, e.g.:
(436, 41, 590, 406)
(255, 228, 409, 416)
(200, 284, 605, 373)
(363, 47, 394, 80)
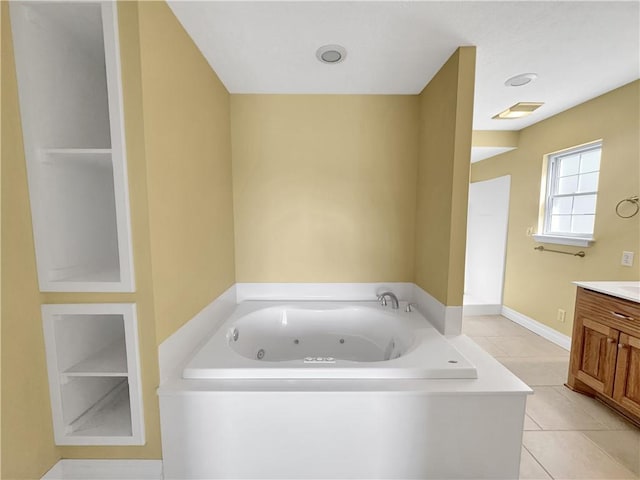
(181, 300, 479, 380)
(159, 335, 532, 396)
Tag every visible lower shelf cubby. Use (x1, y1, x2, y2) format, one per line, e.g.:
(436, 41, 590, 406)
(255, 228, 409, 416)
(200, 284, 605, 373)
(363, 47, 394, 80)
(42, 303, 144, 445)
(61, 377, 132, 438)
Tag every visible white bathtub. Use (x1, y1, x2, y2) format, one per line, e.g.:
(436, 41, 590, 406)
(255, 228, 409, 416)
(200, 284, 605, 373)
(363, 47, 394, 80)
(160, 291, 531, 479)
(183, 301, 477, 379)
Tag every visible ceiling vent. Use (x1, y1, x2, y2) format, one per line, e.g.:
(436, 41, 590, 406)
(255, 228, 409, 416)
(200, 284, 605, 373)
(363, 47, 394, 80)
(493, 102, 544, 120)
(504, 73, 538, 87)
(316, 45, 347, 64)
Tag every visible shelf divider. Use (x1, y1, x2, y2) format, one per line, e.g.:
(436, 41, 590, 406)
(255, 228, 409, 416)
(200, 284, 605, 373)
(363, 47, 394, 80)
(64, 339, 128, 377)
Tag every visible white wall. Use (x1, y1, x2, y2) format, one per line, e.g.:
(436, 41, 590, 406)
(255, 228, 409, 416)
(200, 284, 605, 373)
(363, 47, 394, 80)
(464, 175, 511, 305)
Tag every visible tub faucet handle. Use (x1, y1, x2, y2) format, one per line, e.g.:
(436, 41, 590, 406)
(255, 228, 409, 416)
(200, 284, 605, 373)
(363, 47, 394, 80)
(377, 291, 399, 309)
(405, 303, 417, 313)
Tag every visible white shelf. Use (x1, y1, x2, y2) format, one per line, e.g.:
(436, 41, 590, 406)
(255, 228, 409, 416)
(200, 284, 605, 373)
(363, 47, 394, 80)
(40, 148, 112, 167)
(10, 1, 135, 293)
(64, 340, 127, 377)
(55, 266, 122, 284)
(42, 303, 144, 445)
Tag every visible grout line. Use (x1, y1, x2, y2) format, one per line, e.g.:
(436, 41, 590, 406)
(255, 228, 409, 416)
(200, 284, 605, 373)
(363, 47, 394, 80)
(522, 443, 555, 479)
(468, 316, 640, 478)
(577, 431, 640, 479)
(525, 413, 543, 431)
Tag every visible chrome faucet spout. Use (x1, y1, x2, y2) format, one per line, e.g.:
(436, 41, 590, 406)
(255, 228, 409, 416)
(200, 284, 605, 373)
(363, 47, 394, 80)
(377, 291, 399, 309)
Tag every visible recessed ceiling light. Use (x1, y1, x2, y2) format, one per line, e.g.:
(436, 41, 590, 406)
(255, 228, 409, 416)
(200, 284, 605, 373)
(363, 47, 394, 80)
(493, 102, 544, 120)
(316, 45, 347, 64)
(504, 73, 538, 87)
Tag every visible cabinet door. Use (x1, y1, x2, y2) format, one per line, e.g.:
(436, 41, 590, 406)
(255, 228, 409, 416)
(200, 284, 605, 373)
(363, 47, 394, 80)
(572, 317, 619, 396)
(613, 333, 640, 418)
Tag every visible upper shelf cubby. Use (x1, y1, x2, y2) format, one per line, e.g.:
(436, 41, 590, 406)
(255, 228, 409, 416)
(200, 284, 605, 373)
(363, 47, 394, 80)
(10, 1, 134, 292)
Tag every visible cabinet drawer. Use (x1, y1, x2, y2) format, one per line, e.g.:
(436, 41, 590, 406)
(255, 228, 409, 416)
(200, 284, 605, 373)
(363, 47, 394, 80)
(576, 288, 640, 337)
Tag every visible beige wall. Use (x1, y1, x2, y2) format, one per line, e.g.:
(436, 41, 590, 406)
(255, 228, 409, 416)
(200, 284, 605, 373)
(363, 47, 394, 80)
(1, 2, 237, 473)
(231, 95, 419, 282)
(1, 4, 61, 476)
(8, 2, 164, 463)
(137, 1, 235, 343)
(472, 130, 519, 148)
(471, 80, 640, 336)
(414, 47, 476, 305)
(0, 2, 478, 476)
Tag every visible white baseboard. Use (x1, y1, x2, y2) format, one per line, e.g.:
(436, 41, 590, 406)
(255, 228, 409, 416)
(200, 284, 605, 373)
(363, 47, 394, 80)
(501, 306, 571, 351)
(158, 284, 236, 383)
(463, 304, 502, 316)
(236, 282, 415, 302)
(412, 285, 463, 335)
(42, 460, 162, 479)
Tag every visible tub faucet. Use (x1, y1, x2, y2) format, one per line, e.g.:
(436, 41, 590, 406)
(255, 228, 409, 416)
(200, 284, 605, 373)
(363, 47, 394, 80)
(377, 291, 399, 309)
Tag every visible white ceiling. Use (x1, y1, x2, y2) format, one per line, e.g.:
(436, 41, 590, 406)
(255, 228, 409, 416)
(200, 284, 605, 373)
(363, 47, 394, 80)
(168, 1, 639, 131)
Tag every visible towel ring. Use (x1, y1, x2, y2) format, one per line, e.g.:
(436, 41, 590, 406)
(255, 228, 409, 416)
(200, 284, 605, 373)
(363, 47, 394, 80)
(616, 195, 639, 218)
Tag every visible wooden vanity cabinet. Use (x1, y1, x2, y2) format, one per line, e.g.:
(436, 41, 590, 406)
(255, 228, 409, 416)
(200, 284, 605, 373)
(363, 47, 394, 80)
(612, 332, 640, 418)
(567, 287, 640, 425)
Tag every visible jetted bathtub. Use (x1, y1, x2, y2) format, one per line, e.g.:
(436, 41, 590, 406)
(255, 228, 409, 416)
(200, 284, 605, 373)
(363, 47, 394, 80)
(160, 298, 530, 479)
(183, 301, 477, 379)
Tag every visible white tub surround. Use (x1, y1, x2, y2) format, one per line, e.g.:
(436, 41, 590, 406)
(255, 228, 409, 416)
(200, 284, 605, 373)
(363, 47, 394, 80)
(183, 302, 477, 379)
(412, 283, 463, 335)
(159, 335, 530, 479)
(573, 281, 640, 303)
(158, 288, 531, 479)
(158, 285, 236, 382)
(235, 282, 414, 302)
(160, 282, 468, 381)
(158, 283, 461, 381)
(234, 282, 461, 334)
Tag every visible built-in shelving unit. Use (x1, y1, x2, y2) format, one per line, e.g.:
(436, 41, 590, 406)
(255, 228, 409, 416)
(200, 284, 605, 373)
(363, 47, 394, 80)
(10, 1, 143, 447)
(10, 1, 134, 292)
(42, 304, 144, 445)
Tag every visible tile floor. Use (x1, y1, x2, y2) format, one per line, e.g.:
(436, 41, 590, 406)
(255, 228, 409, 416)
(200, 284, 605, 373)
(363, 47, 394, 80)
(464, 314, 640, 480)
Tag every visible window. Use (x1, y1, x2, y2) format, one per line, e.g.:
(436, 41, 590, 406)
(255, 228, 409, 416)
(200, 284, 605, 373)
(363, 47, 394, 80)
(537, 142, 601, 245)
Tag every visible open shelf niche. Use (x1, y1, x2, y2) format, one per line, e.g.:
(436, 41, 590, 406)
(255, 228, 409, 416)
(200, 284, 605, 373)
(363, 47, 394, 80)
(10, 1, 134, 292)
(42, 303, 144, 445)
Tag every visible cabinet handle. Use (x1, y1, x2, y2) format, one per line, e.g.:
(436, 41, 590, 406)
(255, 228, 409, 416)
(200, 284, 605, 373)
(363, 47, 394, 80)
(618, 343, 628, 349)
(611, 311, 634, 321)
(607, 338, 616, 344)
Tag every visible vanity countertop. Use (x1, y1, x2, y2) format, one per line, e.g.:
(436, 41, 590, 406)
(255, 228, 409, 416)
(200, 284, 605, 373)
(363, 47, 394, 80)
(573, 281, 640, 303)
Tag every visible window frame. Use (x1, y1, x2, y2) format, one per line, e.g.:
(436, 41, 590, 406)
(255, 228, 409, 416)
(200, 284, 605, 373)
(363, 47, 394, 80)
(534, 141, 602, 247)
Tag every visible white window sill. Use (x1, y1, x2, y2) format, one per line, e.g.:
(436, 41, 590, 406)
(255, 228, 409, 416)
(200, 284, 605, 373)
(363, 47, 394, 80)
(532, 234, 595, 247)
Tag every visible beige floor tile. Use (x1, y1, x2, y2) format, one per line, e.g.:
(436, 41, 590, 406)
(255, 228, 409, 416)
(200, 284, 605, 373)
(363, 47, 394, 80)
(524, 414, 542, 431)
(553, 386, 637, 430)
(526, 386, 607, 430)
(583, 429, 640, 476)
(523, 431, 637, 479)
(462, 315, 537, 337)
(469, 336, 510, 356)
(497, 356, 569, 386)
(520, 447, 552, 479)
(487, 335, 570, 357)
